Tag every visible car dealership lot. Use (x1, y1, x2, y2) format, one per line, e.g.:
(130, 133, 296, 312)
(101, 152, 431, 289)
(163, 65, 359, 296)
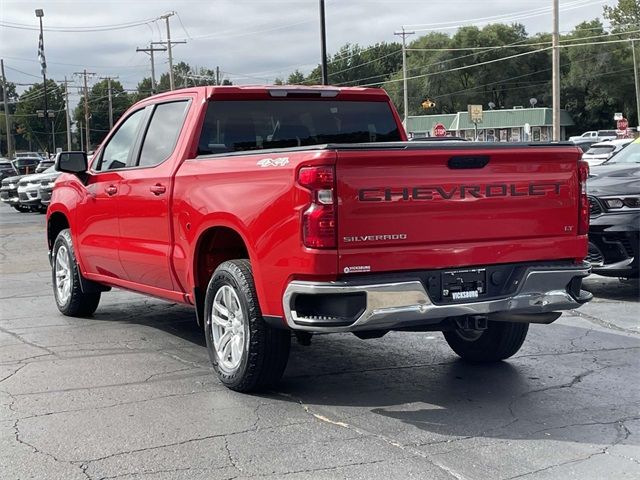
(0, 206, 638, 480)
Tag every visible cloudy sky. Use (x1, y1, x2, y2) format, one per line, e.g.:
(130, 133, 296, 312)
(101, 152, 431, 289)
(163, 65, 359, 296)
(0, 0, 617, 99)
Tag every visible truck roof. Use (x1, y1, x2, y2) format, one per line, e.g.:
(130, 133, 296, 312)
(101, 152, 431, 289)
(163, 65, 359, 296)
(143, 85, 392, 103)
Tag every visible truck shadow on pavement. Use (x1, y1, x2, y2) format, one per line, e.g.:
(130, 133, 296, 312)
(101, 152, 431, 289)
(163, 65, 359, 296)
(269, 324, 640, 448)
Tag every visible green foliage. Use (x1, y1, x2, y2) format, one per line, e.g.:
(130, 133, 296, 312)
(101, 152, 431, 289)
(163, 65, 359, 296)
(281, 0, 638, 132)
(304, 42, 403, 87)
(287, 70, 306, 84)
(14, 80, 66, 153)
(604, 0, 640, 32)
(74, 79, 134, 148)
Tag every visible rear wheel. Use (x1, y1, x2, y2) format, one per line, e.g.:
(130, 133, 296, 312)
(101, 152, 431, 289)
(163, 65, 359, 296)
(52, 229, 101, 317)
(204, 259, 290, 392)
(443, 320, 529, 362)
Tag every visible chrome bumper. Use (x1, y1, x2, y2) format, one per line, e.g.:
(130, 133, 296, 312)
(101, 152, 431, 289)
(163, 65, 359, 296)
(282, 263, 592, 332)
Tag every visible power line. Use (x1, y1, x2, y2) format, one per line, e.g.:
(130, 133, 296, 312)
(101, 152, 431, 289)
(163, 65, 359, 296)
(338, 36, 639, 87)
(404, 0, 605, 32)
(406, 28, 640, 52)
(0, 17, 158, 33)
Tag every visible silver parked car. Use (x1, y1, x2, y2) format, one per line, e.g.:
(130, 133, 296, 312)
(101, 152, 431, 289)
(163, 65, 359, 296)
(17, 166, 59, 213)
(582, 139, 633, 167)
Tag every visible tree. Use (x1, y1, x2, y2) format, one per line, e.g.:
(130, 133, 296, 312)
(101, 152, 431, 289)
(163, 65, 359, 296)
(74, 79, 134, 147)
(154, 62, 232, 92)
(0, 81, 18, 156)
(287, 70, 306, 84)
(14, 80, 65, 153)
(604, 0, 640, 32)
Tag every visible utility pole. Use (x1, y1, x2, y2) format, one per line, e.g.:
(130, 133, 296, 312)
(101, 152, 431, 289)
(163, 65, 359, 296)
(319, 0, 328, 85)
(137, 44, 166, 94)
(158, 12, 187, 91)
(151, 36, 186, 90)
(1, 59, 14, 158)
(632, 40, 640, 129)
(216, 66, 220, 86)
(552, 0, 560, 141)
(74, 69, 95, 152)
(394, 27, 415, 126)
(79, 120, 83, 153)
(100, 76, 118, 129)
(62, 77, 72, 151)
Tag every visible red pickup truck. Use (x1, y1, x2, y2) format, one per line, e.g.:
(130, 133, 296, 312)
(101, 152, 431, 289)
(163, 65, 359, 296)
(47, 85, 592, 392)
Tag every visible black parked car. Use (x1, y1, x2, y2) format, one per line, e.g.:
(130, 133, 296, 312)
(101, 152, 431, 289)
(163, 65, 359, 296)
(12, 156, 41, 175)
(587, 139, 640, 279)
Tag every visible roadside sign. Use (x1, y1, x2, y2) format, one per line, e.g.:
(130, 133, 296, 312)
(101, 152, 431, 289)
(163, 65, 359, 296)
(617, 118, 629, 131)
(433, 123, 447, 137)
(468, 104, 483, 123)
(614, 112, 623, 121)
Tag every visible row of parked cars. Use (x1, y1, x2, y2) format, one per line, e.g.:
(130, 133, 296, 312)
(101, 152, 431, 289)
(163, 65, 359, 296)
(0, 152, 60, 213)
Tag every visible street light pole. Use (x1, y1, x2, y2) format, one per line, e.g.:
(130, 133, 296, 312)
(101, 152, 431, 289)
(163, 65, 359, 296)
(552, 0, 560, 141)
(319, 0, 328, 85)
(36, 8, 52, 155)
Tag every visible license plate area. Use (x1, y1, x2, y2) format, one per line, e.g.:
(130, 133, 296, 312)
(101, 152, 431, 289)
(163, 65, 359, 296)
(441, 268, 486, 302)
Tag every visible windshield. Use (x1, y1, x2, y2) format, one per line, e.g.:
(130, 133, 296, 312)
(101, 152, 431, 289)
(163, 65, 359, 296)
(585, 146, 614, 156)
(604, 139, 640, 164)
(198, 100, 402, 154)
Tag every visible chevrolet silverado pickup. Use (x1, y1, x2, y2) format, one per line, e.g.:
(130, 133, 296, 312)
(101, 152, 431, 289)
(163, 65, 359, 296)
(47, 85, 592, 392)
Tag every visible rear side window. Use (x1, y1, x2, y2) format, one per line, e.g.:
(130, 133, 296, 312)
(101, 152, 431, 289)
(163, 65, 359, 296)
(198, 100, 402, 154)
(138, 101, 190, 167)
(586, 146, 614, 155)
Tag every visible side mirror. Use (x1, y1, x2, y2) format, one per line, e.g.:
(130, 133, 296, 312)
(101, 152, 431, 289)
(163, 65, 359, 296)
(55, 151, 88, 174)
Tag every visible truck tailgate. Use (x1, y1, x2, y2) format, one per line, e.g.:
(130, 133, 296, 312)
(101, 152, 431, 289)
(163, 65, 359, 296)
(336, 145, 585, 274)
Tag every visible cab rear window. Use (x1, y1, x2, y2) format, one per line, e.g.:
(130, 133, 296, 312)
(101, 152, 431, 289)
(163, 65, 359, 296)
(197, 100, 402, 155)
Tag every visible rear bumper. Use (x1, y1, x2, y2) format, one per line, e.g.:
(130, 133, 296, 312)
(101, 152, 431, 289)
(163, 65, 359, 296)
(282, 262, 592, 332)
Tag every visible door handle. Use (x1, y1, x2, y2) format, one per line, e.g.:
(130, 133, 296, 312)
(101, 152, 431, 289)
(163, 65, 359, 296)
(105, 185, 118, 196)
(150, 183, 167, 195)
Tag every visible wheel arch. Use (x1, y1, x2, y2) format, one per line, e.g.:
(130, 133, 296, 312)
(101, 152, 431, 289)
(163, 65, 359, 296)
(192, 224, 256, 327)
(47, 210, 70, 252)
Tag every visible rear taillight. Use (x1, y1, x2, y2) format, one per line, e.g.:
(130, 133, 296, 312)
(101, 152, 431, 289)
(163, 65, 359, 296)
(298, 165, 336, 248)
(578, 160, 589, 235)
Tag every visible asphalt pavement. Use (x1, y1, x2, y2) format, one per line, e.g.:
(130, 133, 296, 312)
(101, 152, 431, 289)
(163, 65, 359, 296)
(0, 205, 639, 480)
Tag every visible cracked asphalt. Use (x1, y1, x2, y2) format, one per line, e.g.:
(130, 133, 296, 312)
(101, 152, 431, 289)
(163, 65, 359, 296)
(0, 205, 639, 480)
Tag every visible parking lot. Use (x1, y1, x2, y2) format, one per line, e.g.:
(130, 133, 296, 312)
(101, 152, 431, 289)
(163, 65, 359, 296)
(0, 205, 638, 480)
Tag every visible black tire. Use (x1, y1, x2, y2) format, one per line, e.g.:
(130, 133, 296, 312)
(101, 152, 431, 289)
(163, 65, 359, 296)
(443, 320, 529, 362)
(204, 259, 290, 392)
(52, 229, 101, 317)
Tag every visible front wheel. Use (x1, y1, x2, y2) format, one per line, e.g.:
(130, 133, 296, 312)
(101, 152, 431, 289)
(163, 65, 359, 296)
(443, 320, 529, 362)
(52, 229, 101, 317)
(204, 259, 290, 392)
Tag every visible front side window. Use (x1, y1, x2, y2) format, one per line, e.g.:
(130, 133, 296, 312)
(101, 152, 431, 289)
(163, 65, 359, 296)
(138, 101, 190, 167)
(96, 108, 146, 171)
(197, 100, 402, 155)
